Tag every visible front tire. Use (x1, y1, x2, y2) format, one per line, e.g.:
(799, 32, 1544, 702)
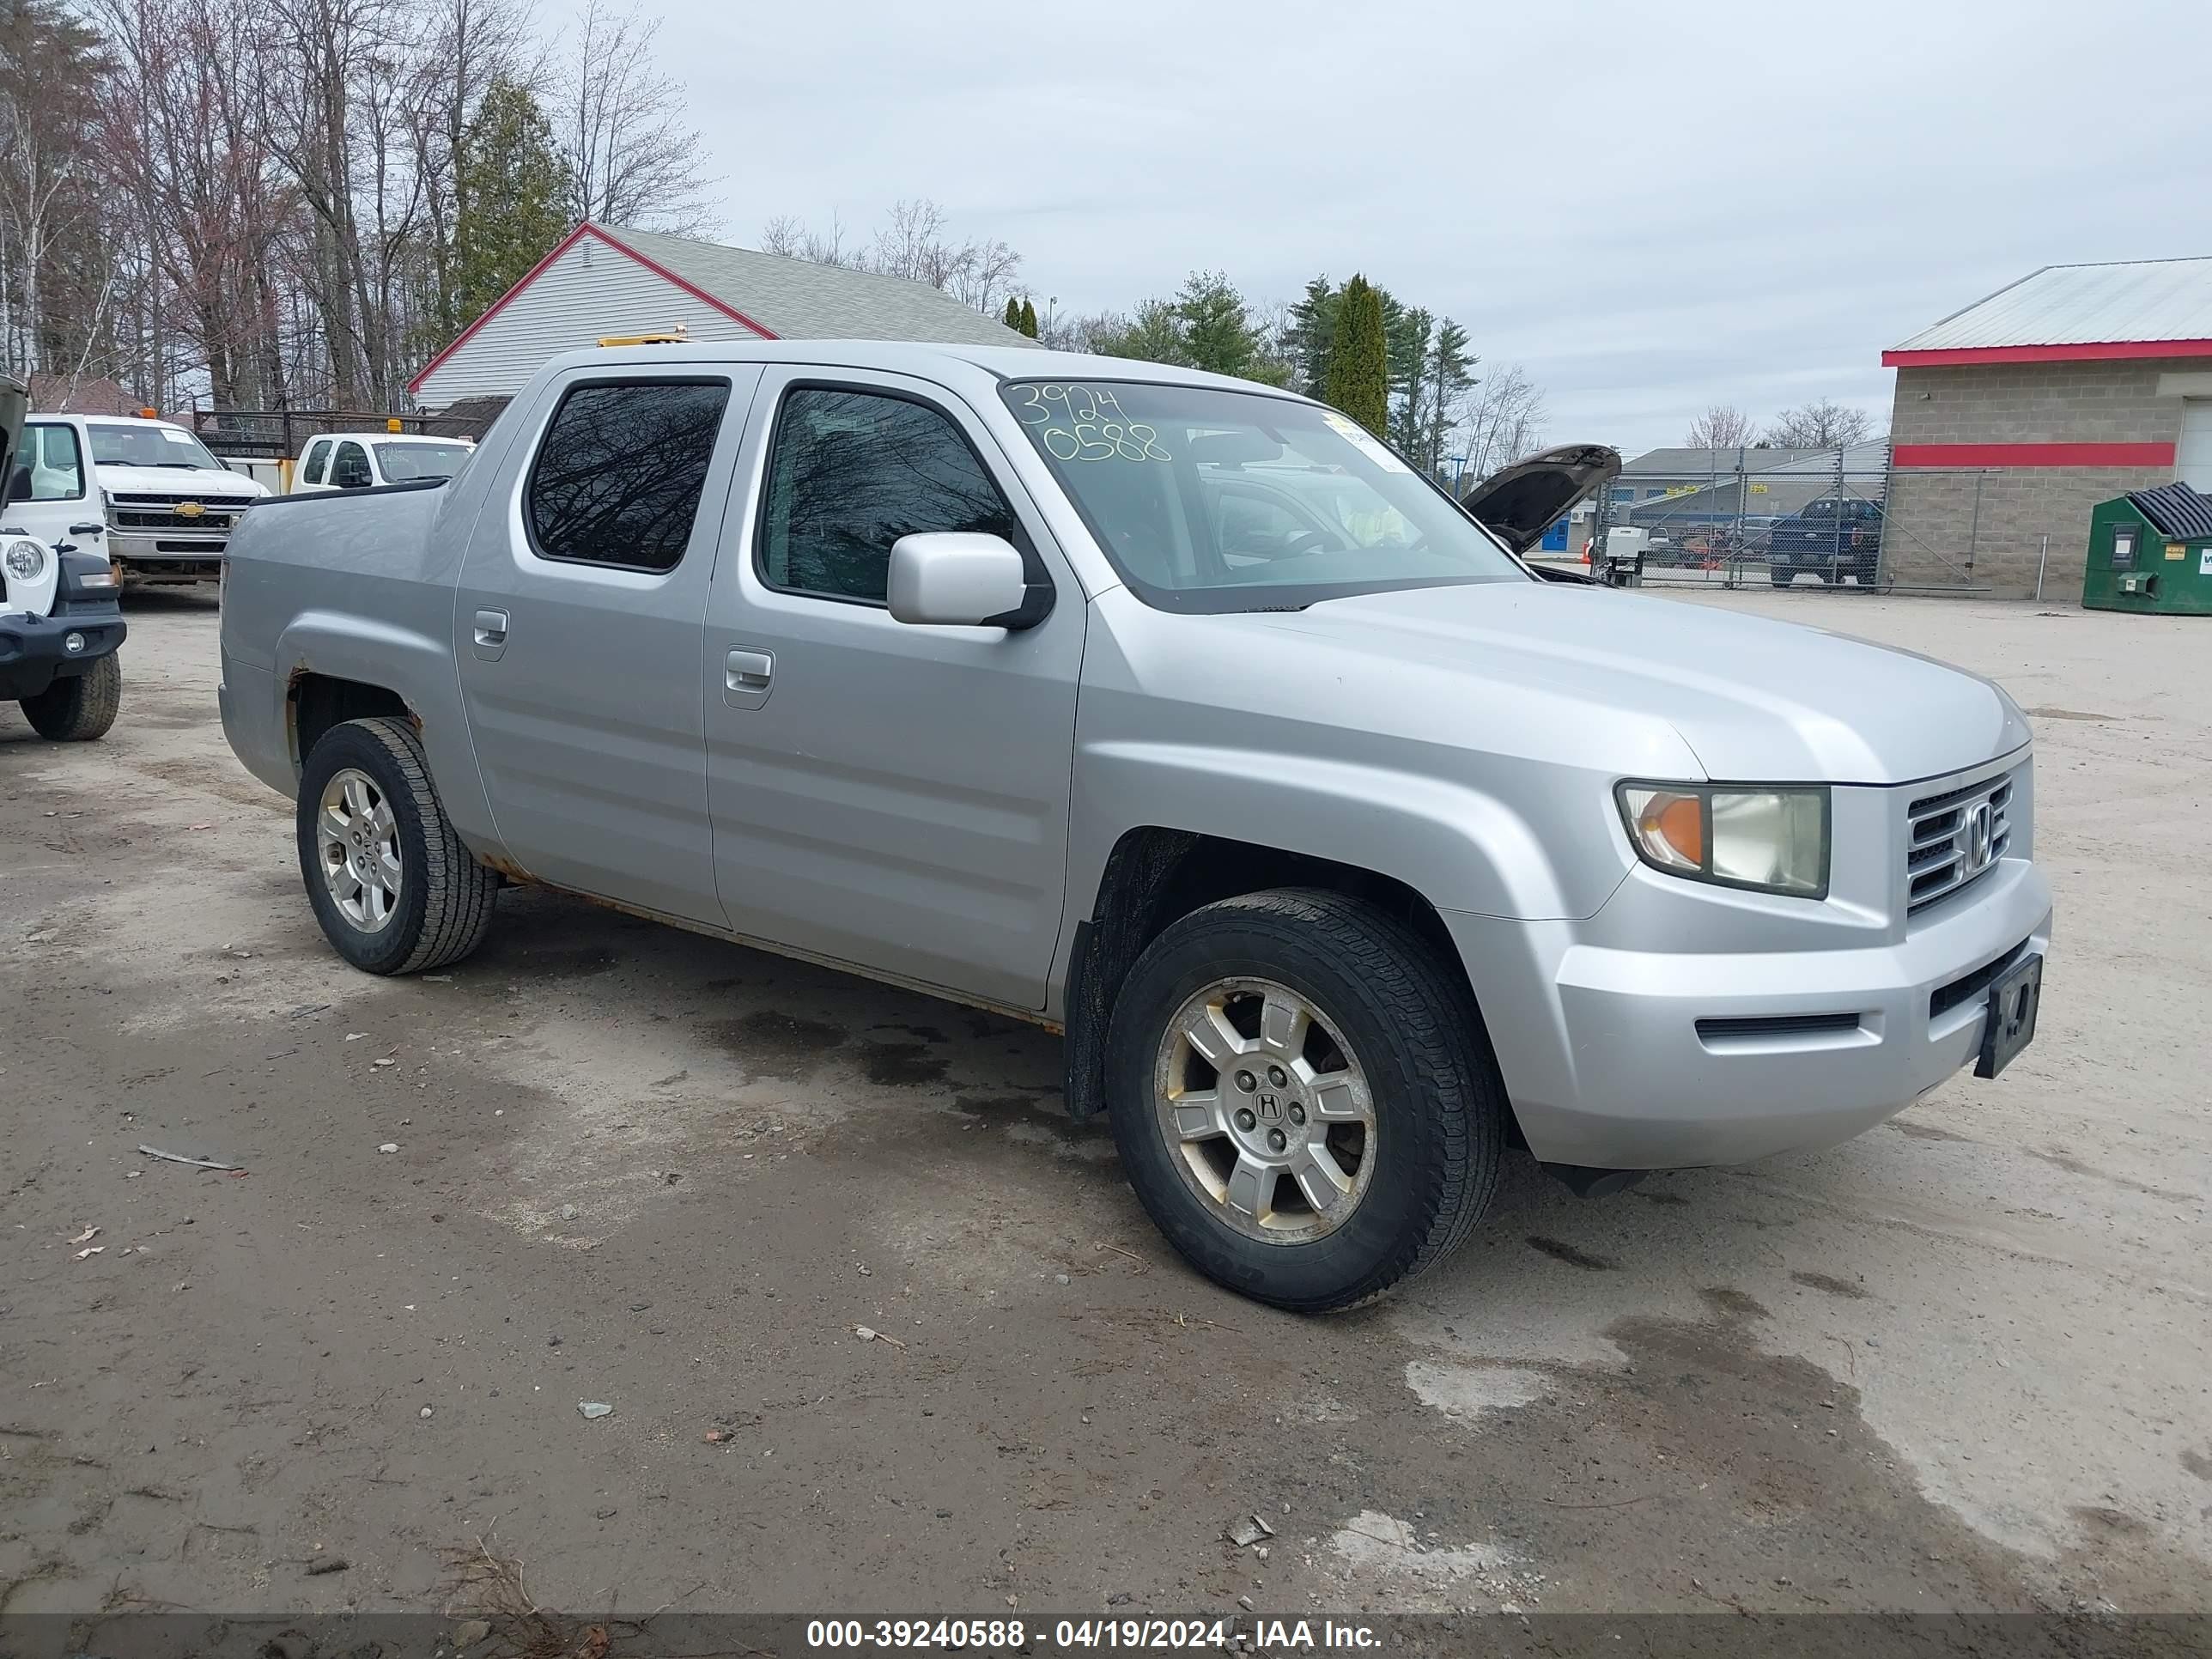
(1104, 889, 1504, 1312)
(296, 716, 499, 975)
(20, 654, 121, 741)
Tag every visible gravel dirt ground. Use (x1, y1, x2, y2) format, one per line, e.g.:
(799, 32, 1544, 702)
(1, 586, 2206, 1623)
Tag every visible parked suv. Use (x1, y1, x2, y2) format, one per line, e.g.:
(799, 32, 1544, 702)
(217, 343, 2051, 1311)
(9, 410, 267, 585)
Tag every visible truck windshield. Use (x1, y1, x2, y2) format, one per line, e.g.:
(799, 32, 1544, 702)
(998, 380, 1526, 612)
(87, 422, 226, 471)
(374, 441, 473, 483)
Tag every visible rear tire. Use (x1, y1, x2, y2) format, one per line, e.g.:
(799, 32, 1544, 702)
(297, 715, 499, 975)
(1105, 889, 1504, 1313)
(19, 654, 121, 741)
(1769, 567, 1794, 587)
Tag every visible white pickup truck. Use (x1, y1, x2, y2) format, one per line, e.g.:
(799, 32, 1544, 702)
(9, 410, 268, 585)
(292, 431, 477, 494)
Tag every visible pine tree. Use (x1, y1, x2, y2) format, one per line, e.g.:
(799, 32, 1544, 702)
(1284, 276, 1341, 394)
(1324, 275, 1389, 439)
(453, 79, 570, 322)
(1005, 297, 1022, 331)
(1173, 270, 1260, 378)
(1018, 297, 1037, 339)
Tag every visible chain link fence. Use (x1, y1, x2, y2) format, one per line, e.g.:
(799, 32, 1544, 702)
(1532, 444, 2084, 598)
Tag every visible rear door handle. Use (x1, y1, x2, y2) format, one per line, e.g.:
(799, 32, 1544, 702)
(724, 647, 775, 708)
(472, 608, 510, 660)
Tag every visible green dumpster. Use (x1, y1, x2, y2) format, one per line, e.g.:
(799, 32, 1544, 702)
(2082, 483, 2212, 614)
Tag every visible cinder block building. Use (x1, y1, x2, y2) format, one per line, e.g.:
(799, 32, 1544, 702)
(1880, 257, 2212, 596)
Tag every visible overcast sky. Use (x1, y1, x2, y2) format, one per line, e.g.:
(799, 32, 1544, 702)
(656, 0, 2210, 455)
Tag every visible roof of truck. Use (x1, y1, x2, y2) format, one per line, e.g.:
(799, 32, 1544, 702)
(539, 337, 1314, 399)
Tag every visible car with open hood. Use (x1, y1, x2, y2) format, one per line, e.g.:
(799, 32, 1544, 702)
(215, 341, 2051, 1312)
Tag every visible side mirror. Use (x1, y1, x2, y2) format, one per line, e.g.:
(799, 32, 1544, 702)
(6, 465, 29, 505)
(887, 532, 1037, 628)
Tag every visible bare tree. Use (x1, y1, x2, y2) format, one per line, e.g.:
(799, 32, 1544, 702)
(1684, 404, 1753, 451)
(409, 0, 537, 341)
(758, 210, 857, 268)
(1764, 397, 1877, 449)
(760, 198, 1022, 315)
(93, 0, 296, 405)
(0, 0, 107, 376)
(554, 0, 713, 232)
(1457, 362, 1547, 482)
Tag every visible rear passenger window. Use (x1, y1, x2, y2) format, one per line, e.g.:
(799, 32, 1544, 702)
(526, 380, 730, 571)
(301, 441, 328, 485)
(757, 386, 1018, 604)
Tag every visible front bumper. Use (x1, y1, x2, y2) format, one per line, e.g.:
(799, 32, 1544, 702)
(109, 527, 231, 580)
(1443, 856, 2055, 1170)
(0, 607, 127, 699)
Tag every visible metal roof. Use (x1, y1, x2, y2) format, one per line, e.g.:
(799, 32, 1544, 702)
(1891, 258, 2212, 353)
(2128, 482, 2212, 540)
(605, 225, 1038, 350)
(1625, 441, 1889, 477)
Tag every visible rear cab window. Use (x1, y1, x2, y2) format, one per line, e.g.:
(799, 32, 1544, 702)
(524, 380, 732, 572)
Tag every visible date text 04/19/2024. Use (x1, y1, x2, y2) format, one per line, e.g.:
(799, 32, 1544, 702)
(803, 1619, 1382, 1650)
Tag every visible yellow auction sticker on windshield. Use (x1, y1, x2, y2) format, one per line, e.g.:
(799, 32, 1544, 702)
(1322, 411, 1412, 473)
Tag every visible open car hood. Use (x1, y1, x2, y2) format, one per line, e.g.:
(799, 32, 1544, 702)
(1458, 443, 1620, 555)
(0, 375, 26, 512)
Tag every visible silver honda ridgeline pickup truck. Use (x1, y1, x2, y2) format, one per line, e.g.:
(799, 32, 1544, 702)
(219, 343, 2052, 1311)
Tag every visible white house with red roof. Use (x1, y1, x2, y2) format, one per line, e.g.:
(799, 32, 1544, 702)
(409, 222, 1032, 409)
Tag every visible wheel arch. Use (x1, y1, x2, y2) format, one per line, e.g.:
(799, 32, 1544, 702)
(274, 610, 502, 855)
(1057, 826, 1515, 1146)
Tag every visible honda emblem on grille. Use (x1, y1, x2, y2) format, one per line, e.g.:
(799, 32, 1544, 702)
(1965, 801, 1995, 872)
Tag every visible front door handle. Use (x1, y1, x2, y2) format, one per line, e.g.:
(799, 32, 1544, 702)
(471, 608, 510, 660)
(724, 646, 775, 708)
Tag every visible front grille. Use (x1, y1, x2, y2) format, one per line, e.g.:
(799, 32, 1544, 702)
(1905, 770, 2014, 915)
(107, 493, 248, 533)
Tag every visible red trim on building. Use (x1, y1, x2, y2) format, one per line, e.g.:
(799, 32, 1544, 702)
(1881, 338, 2212, 368)
(588, 224, 778, 341)
(1891, 441, 2178, 469)
(406, 222, 778, 396)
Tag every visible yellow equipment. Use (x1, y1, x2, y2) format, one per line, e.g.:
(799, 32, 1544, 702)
(597, 326, 690, 348)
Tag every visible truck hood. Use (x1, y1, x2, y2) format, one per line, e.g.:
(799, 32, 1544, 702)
(1259, 581, 2029, 785)
(96, 465, 265, 499)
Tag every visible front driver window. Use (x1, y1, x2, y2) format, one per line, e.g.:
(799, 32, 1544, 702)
(757, 386, 1018, 605)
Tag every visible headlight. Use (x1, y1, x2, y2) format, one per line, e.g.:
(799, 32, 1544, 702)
(4, 539, 46, 582)
(1618, 782, 1830, 898)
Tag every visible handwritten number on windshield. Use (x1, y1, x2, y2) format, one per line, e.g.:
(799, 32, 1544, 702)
(1012, 384, 1171, 463)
